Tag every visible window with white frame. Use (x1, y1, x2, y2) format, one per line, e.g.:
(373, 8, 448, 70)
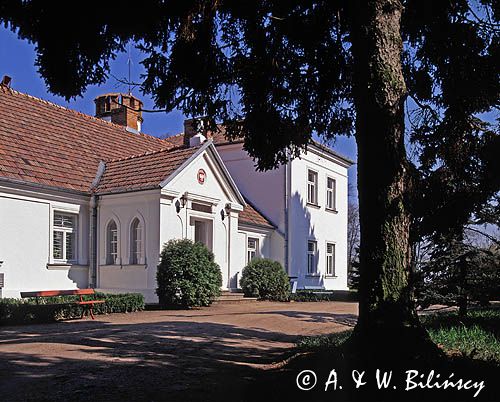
(307, 169, 318, 205)
(247, 237, 259, 263)
(107, 220, 118, 265)
(307, 240, 317, 274)
(130, 218, 143, 264)
(326, 177, 336, 210)
(53, 212, 77, 262)
(326, 242, 336, 276)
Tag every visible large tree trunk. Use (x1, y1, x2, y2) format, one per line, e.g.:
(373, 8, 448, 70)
(349, 0, 430, 354)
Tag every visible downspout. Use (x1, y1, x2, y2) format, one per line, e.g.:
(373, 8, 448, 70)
(89, 195, 99, 288)
(284, 155, 290, 274)
(226, 205, 231, 289)
(89, 160, 106, 289)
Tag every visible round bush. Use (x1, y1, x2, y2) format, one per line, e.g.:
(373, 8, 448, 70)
(156, 239, 222, 308)
(240, 258, 290, 301)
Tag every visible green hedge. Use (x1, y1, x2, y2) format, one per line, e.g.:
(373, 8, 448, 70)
(0, 292, 145, 325)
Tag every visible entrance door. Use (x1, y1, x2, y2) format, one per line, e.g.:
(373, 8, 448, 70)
(193, 219, 213, 251)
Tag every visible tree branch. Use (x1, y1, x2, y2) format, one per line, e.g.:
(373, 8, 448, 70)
(408, 94, 441, 123)
(465, 226, 500, 247)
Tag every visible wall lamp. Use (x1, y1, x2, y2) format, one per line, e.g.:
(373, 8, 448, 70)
(175, 194, 188, 214)
(221, 204, 232, 221)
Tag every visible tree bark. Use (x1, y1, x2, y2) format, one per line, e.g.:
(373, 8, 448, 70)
(349, 0, 428, 351)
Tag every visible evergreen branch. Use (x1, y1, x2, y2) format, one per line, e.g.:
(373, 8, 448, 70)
(465, 226, 500, 247)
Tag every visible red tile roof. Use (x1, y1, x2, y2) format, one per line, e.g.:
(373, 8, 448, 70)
(239, 200, 275, 229)
(0, 86, 169, 193)
(0, 86, 276, 229)
(95, 146, 200, 194)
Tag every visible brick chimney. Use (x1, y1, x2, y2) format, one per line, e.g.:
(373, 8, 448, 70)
(94, 93, 143, 132)
(184, 117, 213, 147)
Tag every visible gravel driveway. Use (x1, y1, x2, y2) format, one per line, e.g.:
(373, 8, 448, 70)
(0, 301, 358, 402)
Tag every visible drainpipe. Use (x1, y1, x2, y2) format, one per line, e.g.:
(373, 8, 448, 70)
(89, 195, 99, 288)
(89, 161, 106, 289)
(284, 155, 290, 274)
(226, 204, 231, 290)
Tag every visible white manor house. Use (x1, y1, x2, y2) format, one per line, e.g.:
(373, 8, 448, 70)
(0, 83, 353, 302)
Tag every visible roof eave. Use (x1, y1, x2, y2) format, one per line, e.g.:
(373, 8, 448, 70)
(238, 221, 275, 231)
(0, 176, 90, 196)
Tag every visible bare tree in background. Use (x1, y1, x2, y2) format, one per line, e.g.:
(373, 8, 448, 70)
(347, 201, 360, 289)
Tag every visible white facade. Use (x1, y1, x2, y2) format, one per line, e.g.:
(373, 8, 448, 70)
(0, 132, 351, 302)
(287, 146, 350, 290)
(0, 182, 90, 298)
(217, 142, 351, 290)
(97, 190, 160, 302)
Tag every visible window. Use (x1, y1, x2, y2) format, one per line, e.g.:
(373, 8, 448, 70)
(130, 218, 143, 264)
(326, 177, 336, 210)
(247, 237, 259, 263)
(326, 242, 336, 276)
(307, 240, 317, 274)
(53, 213, 77, 262)
(307, 169, 318, 205)
(107, 220, 118, 265)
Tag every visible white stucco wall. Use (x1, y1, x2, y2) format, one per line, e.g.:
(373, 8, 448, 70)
(235, 225, 275, 286)
(217, 142, 350, 291)
(217, 144, 285, 231)
(162, 150, 244, 290)
(269, 231, 285, 266)
(97, 190, 160, 302)
(1, 141, 350, 301)
(0, 183, 90, 298)
(288, 148, 349, 290)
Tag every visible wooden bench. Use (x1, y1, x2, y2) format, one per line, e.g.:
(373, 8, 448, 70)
(303, 285, 326, 291)
(20, 289, 105, 320)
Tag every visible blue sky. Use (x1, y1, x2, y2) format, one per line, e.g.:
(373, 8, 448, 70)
(0, 26, 358, 197)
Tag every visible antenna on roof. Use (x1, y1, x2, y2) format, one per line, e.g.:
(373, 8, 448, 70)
(127, 43, 132, 95)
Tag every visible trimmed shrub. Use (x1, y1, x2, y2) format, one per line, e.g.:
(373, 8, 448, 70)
(0, 292, 145, 325)
(240, 258, 290, 301)
(156, 239, 222, 308)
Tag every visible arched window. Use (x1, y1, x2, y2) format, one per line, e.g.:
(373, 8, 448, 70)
(130, 218, 143, 264)
(107, 220, 118, 265)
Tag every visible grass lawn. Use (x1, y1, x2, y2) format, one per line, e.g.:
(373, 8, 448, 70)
(297, 308, 500, 364)
(423, 309, 500, 362)
(255, 308, 499, 401)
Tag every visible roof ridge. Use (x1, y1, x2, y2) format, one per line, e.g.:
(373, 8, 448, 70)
(163, 122, 352, 164)
(166, 132, 184, 139)
(0, 85, 165, 143)
(309, 139, 355, 165)
(106, 144, 193, 163)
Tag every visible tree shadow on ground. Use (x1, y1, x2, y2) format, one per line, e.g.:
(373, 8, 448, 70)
(252, 310, 358, 326)
(162, 310, 358, 326)
(248, 327, 500, 402)
(0, 319, 300, 402)
(2, 309, 495, 402)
